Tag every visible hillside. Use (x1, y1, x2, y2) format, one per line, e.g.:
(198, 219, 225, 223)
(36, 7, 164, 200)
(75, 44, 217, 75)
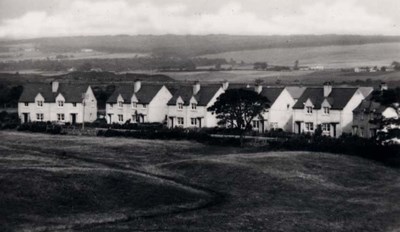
(2, 34, 400, 57)
(1, 131, 399, 231)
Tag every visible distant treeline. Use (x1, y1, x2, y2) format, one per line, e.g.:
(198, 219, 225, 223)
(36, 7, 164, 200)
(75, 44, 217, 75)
(0, 57, 228, 72)
(3, 34, 400, 57)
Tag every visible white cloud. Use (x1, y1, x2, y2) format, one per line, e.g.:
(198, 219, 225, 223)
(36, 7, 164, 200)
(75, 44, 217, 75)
(0, 0, 397, 38)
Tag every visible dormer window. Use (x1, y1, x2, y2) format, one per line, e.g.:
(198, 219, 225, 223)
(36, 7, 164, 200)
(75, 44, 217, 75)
(57, 100, 64, 107)
(306, 106, 313, 114)
(132, 102, 137, 108)
(323, 107, 330, 115)
(178, 103, 183, 110)
(143, 104, 147, 109)
(37, 100, 43, 107)
(72, 102, 77, 107)
(24, 102, 29, 107)
(118, 101, 123, 108)
(191, 103, 197, 110)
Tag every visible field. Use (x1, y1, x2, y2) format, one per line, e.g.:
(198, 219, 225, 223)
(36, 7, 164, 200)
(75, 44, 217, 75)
(1, 131, 399, 231)
(200, 42, 400, 69)
(161, 69, 400, 87)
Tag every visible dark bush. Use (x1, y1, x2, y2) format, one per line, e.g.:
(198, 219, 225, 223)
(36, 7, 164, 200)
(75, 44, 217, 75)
(17, 122, 63, 134)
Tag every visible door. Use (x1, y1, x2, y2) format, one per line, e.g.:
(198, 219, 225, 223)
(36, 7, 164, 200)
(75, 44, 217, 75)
(23, 113, 29, 123)
(71, 114, 77, 124)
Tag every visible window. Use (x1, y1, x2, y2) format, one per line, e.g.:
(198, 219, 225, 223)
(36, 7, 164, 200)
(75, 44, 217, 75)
(323, 107, 330, 115)
(306, 106, 313, 114)
(37, 100, 43, 107)
(191, 118, 197, 126)
(132, 115, 137, 123)
(177, 117, 184, 125)
(118, 114, 124, 122)
(287, 104, 290, 110)
(322, 123, 330, 132)
(252, 120, 259, 129)
(57, 113, 65, 121)
(178, 103, 183, 110)
(132, 102, 137, 108)
(191, 103, 197, 110)
(72, 102, 77, 107)
(143, 104, 147, 108)
(118, 101, 123, 108)
(36, 113, 44, 121)
(24, 102, 29, 106)
(109, 103, 113, 108)
(305, 122, 314, 131)
(57, 100, 64, 107)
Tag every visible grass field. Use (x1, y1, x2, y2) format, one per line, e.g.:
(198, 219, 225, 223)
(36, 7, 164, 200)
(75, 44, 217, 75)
(0, 131, 400, 231)
(200, 42, 400, 69)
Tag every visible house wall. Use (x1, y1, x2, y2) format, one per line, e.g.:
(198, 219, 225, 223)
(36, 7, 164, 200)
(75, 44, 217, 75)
(106, 102, 149, 124)
(147, 86, 173, 123)
(341, 90, 365, 134)
(204, 87, 225, 128)
(263, 89, 295, 132)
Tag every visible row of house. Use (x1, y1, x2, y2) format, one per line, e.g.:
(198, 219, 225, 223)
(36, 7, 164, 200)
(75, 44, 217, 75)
(20, 80, 393, 138)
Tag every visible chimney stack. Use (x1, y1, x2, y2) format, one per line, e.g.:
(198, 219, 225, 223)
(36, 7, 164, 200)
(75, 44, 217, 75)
(323, 82, 332, 97)
(51, 81, 59, 93)
(380, 82, 388, 91)
(193, 81, 201, 95)
(221, 80, 229, 91)
(134, 80, 141, 93)
(254, 84, 263, 94)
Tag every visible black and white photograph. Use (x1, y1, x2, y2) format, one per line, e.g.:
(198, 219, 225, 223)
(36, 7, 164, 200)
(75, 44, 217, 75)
(0, 0, 399, 231)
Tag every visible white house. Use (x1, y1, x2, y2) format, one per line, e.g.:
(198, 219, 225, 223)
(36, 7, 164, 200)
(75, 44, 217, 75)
(106, 80, 172, 124)
(292, 83, 373, 137)
(251, 86, 305, 133)
(18, 81, 97, 124)
(166, 82, 226, 128)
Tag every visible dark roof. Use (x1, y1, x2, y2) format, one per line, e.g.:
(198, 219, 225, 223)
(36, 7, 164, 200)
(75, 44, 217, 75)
(293, 87, 358, 110)
(19, 83, 90, 103)
(259, 87, 284, 104)
(167, 84, 221, 106)
(353, 100, 385, 114)
(107, 84, 164, 104)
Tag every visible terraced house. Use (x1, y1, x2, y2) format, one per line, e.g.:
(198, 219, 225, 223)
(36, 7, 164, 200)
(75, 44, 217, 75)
(166, 81, 227, 128)
(251, 85, 306, 133)
(18, 81, 97, 124)
(106, 80, 172, 124)
(292, 83, 373, 137)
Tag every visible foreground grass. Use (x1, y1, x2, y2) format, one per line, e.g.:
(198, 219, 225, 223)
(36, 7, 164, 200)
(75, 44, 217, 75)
(0, 131, 399, 231)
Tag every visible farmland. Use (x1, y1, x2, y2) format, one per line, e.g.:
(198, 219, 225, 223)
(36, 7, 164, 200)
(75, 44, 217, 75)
(200, 42, 400, 69)
(0, 131, 399, 231)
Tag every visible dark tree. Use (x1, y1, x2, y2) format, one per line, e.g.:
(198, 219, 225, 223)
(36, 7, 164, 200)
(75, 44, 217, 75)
(208, 89, 270, 145)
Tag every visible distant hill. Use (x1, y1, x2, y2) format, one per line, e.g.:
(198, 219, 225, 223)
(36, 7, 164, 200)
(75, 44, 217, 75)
(2, 34, 400, 57)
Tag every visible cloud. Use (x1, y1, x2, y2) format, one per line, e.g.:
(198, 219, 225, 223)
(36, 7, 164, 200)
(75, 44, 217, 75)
(0, 0, 397, 38)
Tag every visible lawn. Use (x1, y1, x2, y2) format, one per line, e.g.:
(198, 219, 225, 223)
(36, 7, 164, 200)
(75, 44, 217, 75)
(0, 131, 399, 231)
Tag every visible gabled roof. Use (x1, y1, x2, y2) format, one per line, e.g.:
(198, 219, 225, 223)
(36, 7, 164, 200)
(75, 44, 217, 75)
(353, 99, 386, 114)
(286, 86, 307, 99)
(19, 83, 90, 103)
(167, 84, 222, 106)
(259, 87, 285, 104)
(107, 84, 164, 104)
(293, 87, 359, 110)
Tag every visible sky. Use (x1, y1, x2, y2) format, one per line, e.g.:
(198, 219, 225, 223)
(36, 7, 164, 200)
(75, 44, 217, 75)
(0, 0, 399, 39)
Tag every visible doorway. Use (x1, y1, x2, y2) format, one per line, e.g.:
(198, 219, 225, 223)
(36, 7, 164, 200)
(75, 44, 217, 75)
(70, 113, 77, 124)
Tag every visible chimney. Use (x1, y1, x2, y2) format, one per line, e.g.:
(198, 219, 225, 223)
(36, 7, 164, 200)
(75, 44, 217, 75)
(221, 80, 229, 91)
(193, 81, 201, 95)
(134, 80, 141, 93)
(380, 82, 388, 91)
(323, 82, 332, 97)
(254, 84, 263, 94)
(51, 81, 59, 93)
